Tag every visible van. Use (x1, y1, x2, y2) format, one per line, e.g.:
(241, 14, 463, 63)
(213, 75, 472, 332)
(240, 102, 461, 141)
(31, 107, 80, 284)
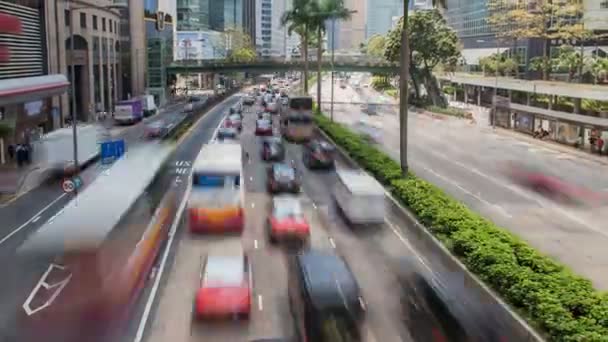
(141, 95, 157, 117)
(333, 170, 386, 225)
(288, 249, 365, 342)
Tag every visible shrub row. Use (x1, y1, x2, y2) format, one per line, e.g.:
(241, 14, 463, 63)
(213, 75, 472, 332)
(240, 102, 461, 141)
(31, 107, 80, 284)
(425, 105, 472, 119)
(314, 112, 608, 342)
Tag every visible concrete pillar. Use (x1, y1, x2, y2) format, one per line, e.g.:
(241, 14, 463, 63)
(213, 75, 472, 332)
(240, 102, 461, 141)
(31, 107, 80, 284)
(98, 40, 106, 114)
(88, 43, 95, 122)
(573, 98, 582, 114)
(508, 89, 512, 101)
(526, 92, 531, 106)
(129, 0, 146, 96)
(548, 95, 554, 110)
(477, 86, 481, 106)
(106, 39, 113, 112)
(464, 85, 468, 104)
(213, 74, 220, 95)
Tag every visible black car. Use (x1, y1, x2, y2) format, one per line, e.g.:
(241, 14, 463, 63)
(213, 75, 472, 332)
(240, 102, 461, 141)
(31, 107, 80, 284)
(303, 140, 335, 169)
(261, 137, 285, 161)
(216, 127, 239, 140)
(288, 249, 365, 342)
(267, 163, 301, 193)
(397, 258, 507, 342)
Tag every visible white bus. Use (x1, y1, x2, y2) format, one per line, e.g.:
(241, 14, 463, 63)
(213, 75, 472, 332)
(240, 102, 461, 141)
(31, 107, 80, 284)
(188, 142, 244, 233)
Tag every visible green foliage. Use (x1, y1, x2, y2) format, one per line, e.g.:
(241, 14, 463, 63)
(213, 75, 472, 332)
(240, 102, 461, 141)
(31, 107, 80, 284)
(479, 53, 518, 76)
(425, 105, 471, 118)
(384, 10, 460, 72)
(366, 34, 386, 58)
(228, 47, 256, 63)
(313, 110, 608, 341)
(370, 75, 393, 91)
(385, 88, 398, 98)
(0, 122, 12, 138)
(442, 85, 455, 95)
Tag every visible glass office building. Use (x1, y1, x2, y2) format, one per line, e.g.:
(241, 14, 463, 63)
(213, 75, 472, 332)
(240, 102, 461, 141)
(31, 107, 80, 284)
(144, 0, 175, 105)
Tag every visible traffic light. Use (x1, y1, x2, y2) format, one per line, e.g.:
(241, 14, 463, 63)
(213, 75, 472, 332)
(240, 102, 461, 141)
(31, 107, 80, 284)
(0, 13, 22, 62)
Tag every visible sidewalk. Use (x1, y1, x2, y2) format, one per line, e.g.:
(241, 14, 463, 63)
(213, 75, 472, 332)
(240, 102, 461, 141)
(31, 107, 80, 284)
(0, 99, 186, 204)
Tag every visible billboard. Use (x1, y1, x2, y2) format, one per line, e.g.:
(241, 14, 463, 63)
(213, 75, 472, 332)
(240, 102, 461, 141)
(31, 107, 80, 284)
(175, 31, 225, 61)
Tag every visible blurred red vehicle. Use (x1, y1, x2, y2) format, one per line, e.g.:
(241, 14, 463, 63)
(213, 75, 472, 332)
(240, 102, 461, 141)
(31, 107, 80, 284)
(195, 253, 252, 320)
(267, 195, 310, 245)
(506, 162, 607, 206)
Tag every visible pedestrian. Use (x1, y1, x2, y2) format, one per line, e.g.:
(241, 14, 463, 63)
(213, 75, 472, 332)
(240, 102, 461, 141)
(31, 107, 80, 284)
(598, 137, 604, 156)
(16, 144, 24, 167)
(7, 143, 14, 161)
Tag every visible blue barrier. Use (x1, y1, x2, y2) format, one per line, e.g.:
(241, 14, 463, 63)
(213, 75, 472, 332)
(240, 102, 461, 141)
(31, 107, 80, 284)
(100, 139, 126, 164)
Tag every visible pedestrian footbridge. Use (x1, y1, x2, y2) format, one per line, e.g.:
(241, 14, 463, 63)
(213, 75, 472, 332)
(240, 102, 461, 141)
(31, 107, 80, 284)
(166, 57, 400, 74)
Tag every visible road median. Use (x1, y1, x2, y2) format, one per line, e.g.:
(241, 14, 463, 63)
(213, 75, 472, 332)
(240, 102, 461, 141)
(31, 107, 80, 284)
(313, 110, 608, 341)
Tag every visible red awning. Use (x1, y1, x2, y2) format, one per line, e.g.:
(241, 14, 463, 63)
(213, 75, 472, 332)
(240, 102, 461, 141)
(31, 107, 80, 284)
(0, 75, 70, 106)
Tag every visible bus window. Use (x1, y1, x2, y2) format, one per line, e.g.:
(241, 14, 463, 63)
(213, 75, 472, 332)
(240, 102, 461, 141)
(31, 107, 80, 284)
(193, 174, 225, 187)
(289, 98, 313, 110)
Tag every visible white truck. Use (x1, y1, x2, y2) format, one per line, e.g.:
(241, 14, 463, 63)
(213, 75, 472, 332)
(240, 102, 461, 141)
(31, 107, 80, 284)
(141, 94, 158, 117)
(33, 125, 102, 176)
(333, 169, 387, 225)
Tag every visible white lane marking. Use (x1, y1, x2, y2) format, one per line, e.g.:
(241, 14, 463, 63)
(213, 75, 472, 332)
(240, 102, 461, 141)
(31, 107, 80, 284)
(254, 239, 258, 249)
(134, 174, 192, 342)
(251, 202, 255, 208)
(31, 216, 40, 223)
(424, 148, 608, 235)
(257, 295, 263, 311)
(422, 166, 512, 218)
(23, 263, 73, 316)
(250, 176, 253, 181)
(0, 193, 67, 246)
(384, 218, 435, 276)
(328, 237, 336, 248)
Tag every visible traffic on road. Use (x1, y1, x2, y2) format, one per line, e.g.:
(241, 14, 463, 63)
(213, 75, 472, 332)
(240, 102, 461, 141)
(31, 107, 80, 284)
(0, 81, 533, 342)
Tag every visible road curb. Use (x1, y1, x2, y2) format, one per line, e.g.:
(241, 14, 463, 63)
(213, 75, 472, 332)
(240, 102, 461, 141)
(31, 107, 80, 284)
(314, 125, 545, 342)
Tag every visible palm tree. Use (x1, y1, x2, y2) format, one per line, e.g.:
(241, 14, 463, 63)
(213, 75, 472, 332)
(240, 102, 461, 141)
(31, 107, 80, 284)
(282, 0, 315, 92)
(312, 0, 353, 115)
(398, 0, 446, 173)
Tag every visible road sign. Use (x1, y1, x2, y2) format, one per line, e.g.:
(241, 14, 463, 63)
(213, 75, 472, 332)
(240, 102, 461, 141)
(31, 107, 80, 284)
(100, 139, 126, 164)
(62, 179, 75, 193)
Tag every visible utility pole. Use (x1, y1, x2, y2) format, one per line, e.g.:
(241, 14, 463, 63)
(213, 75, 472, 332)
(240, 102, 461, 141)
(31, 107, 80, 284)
(398, 0, 410, 174)
(330, 17, 336, 122)
(67, 0, 79, 178)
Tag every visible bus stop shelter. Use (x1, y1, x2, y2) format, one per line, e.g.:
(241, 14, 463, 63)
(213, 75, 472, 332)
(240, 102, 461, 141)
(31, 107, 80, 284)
(494, 99, 608, 151)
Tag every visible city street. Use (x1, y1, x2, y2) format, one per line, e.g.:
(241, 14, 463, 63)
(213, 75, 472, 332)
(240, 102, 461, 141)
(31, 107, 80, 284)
(311, 75, 608, 290)
(0, 96, 223, 342)
(140, 93, 530, 342)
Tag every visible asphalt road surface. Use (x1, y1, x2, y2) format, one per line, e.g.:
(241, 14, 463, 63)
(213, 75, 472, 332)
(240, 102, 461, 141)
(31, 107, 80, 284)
(311, 75, 608, 290)
(139, 93, 524, 342)
(0, 98, 230, 342)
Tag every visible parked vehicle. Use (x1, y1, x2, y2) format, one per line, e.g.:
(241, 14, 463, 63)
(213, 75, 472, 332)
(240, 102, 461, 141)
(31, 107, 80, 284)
(333, 170, 386, 225)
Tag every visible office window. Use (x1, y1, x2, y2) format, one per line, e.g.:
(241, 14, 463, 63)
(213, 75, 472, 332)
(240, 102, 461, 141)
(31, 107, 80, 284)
(93, 15, 98, 30)
(601, 0, 608, 9)
(65, 10, 70, 26)
(102, 17, 106, 31)
(262, 9, 271, 15)
(109, 19, 112, 32)
(114, 21, 117, 33)
(80, 13, 86, 28)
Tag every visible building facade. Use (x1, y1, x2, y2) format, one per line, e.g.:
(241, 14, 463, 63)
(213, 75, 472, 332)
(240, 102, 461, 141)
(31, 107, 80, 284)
(365, 0, 402, 38)
(256, 0, 290, 58)
(0, 0, 51, 147)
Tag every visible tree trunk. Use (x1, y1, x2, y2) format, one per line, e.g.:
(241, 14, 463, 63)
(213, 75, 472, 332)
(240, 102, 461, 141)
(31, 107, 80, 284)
(399, 2, 410, 174)
(316, 26, 322, 109)
(303, 24, 309, 92)
(542, 39, 549, 80)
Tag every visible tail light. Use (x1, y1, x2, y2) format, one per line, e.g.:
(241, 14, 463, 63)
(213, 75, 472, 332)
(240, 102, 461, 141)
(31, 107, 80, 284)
(189, 208, 199, 222)
(238, 207, 244, 217)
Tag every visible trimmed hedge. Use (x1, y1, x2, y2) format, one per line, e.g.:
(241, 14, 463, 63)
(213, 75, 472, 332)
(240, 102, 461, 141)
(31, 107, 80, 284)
(314, 112, 608, 342)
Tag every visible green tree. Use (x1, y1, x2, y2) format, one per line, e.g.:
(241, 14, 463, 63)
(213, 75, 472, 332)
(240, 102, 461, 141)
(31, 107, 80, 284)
(487, 0, 588, 80)
(282, 0, 316, 91)
(479, 53, 518, 76)
(366, 34, 386, 58)
(312, 0, 353, 115)
(391, 0, 446, 173)
(229, 47, 256, 63)
(214, 27, 254, 60)
(588, 57, 608, 84)
(554, 45, 586, 82)
(385, 9, 459, 107)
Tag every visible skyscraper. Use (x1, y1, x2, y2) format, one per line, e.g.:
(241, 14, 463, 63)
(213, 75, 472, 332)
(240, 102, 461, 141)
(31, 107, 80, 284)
(365, 0, 402, 38)
(256, 0, 289, 58)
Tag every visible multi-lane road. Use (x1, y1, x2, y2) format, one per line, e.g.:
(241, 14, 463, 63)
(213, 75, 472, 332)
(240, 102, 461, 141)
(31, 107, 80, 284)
(136, 93, 522, 342)
(1, 89, 533, 342)
(311, 75, 608, 290)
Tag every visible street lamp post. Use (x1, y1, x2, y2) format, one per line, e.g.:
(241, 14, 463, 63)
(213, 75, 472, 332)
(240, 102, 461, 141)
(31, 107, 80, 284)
(330, 17, 336, 122)
(66, 0, 125, 184)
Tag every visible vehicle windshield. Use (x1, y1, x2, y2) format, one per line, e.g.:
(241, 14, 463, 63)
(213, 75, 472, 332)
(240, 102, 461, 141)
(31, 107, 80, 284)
(203, 257, 245, 287)
(289, 98, 313, 110)
(274, 164, 295, 179)
(273, 199, 303, 219)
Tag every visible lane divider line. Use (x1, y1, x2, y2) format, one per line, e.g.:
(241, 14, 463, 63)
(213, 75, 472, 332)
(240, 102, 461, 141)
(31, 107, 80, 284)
(0, 193, 66, 246)
(134, 96, 235, 342)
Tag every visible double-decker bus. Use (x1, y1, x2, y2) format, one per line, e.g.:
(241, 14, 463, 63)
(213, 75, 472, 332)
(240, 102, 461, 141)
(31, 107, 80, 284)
(188, 141, 245, 233)
(280, 96, 314, 142)
(17, 143, 177, 342)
